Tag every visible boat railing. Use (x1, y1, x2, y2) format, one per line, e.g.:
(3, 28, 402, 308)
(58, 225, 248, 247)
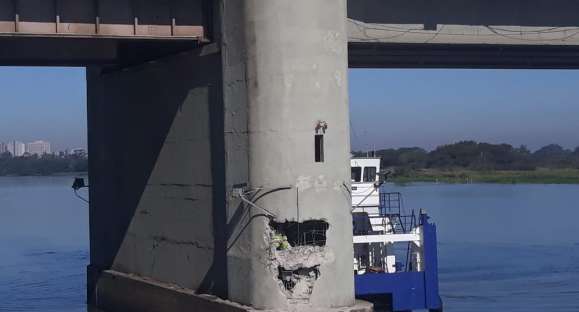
(404, 210, 417, 271)
(379, 191, 420, 234)
(379, 192, 402, 216)
(396, 213, 417, 234)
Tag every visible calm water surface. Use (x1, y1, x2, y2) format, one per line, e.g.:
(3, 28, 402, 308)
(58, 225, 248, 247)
(0, 176, 88, 312)
(1, 177, 578, 311)
(388, 183, 579, 312)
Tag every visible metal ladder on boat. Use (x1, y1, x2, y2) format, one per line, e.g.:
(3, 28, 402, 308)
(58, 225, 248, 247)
(379, 192, 418, 234)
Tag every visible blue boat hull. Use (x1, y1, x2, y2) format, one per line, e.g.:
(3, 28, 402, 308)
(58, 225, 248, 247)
(354, 215, 443, 312)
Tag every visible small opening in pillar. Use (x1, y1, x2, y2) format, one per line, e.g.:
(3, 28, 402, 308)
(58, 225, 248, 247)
(315, 134, 324, 162)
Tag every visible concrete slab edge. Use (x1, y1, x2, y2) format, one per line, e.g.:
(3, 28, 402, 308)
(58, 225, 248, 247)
(93, 270, 249, 312)
(92, 270, 373, 312)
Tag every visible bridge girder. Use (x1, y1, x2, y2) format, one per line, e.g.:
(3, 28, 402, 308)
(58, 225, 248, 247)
(0, 0, 209, 40)
(2, 0, 579, 68)
(347, 0, 579, 68)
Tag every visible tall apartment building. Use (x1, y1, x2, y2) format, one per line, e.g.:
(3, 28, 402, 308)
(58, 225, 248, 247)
(26, 140, 51, 156)
(7, 141, 25, 157)
(0, 142, 7, 154)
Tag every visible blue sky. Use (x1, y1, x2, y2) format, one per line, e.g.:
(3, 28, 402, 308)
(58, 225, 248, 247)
(0, 67, 86, 152)
(0, 67, 578, 152)
(349, 69, 579, 152)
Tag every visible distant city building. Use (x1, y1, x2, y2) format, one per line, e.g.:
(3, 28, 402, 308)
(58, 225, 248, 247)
(0, 142, 6, 154)
(7, 141, 25, 157)
(26, 140, 51, 156)
(71, 148, 87, 158)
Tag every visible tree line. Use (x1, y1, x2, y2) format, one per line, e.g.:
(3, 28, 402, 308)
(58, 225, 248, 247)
(0, 152, 88, 176)
(354, 141, 579, 172)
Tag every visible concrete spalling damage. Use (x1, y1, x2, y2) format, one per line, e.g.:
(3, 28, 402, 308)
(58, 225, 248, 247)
(277, 266, 320, 302)
(269, 220, 329, 248)
(267, 220, 334, 302)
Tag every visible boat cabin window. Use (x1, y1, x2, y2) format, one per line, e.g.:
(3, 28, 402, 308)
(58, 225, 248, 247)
(351, 167, 362, 182)
(363, 167, 377, 182)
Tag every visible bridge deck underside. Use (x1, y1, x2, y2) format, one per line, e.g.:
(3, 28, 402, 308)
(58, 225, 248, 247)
(3, 0, 579, 68)
(0, 36, 200, 67)
(348, 43, 579, 69)
(347, 0, 579, 68)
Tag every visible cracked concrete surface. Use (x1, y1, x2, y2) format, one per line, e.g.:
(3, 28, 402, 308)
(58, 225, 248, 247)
(221, 0, 356, 308)
(266, 220, 334, 302)
(275, 246, 334, 271)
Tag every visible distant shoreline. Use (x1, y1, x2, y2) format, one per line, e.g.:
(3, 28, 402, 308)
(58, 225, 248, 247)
(3, 169, 578, 184)
(391, 168, 579, 184)
(0, 171, 88, 177)
(0, 154, 88, 176)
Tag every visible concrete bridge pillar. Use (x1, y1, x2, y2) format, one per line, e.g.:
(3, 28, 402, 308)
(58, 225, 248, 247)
(222, 0, 356, 310)
(87, 1, 365, 311)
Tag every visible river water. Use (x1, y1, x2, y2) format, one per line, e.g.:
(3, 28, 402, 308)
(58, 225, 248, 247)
(388, 183, 579, 312)
(0, 176, 578, 311)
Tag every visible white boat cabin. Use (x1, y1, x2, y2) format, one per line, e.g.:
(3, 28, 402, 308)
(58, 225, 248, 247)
(351, 157, 381, 208)
(350, 157, 424, 275)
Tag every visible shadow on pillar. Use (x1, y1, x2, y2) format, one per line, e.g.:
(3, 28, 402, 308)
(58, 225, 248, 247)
(86, 47, 228, 305)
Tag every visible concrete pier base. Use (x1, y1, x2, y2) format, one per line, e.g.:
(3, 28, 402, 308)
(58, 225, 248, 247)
(92, 270, 373, 312)
(93, 270, 247, 312)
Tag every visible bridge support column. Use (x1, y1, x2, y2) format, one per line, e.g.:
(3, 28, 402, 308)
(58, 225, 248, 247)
(86, 47, 231, 310)
(86, 1, 367, 311)
(222, 0, 359, 310)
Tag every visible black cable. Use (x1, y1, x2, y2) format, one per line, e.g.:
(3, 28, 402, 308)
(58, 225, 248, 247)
(74, 188, 89, 204)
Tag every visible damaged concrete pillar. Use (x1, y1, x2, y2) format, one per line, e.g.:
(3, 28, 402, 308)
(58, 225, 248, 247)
(223, 0, 357, 310)
(87, 1, 365, 311)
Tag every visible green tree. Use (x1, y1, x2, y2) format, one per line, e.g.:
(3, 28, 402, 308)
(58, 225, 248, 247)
(0, 154, 88, 176)
(533, 144, 573, 168)
(397, 147, 428, 169)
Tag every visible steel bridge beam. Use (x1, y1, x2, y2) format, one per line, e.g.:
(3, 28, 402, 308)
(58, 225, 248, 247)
(0, 0, 207, 40)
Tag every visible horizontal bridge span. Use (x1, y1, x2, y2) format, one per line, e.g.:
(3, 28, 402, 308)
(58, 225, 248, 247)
(1, 0, 577, 45)
(0, 36, 201, 67)
(3, 0, 579, 69)
(346, 0, 579, 68)
(0, 0, 208, 40)
(348, 42, 579, 69)
(347, 0, 579, 46)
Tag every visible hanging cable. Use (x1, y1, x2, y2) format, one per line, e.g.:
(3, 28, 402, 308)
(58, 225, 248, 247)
(74, 189, 89, 204)
(237, 188, 277, 218)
